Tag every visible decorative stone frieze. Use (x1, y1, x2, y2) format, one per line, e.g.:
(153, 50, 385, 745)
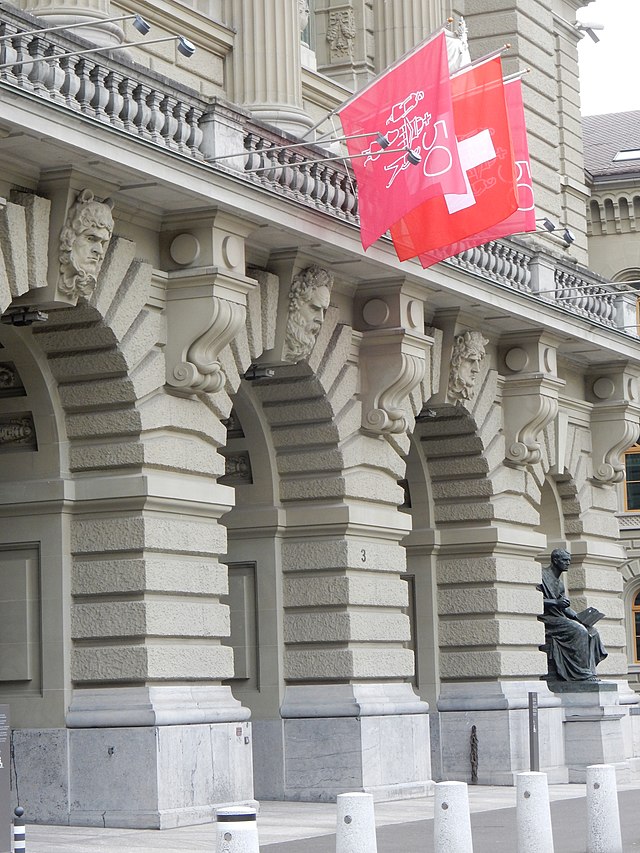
(327, 10, 357, 60)
(499, 333, 565, 467)
(355, 280, 430, 436)
(587, 365, 640, 486)
(0, 415, 35, 447)
(58, 189, 114, 302)
(448, 330, 488, 404)
(0, 363, 21, 392)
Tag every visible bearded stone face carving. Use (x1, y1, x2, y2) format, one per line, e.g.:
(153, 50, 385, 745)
(298, 0, 310, 33)
(283, 265, 333, 363)
(59, 189, 114, 299)
(448, 330, 488, 402)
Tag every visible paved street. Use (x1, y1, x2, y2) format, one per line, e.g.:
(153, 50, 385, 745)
(14, 781, 640, 852)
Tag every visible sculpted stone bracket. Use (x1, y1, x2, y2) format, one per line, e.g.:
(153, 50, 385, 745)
(588, 370, 640, 486)
(355, 284, 430, 436)
(57, 189, 114, 303)
(165, 266, 257, 396)
(502, 373, 565, 466)
(360, 327, 428, 434)
(499, 336, 565, 467)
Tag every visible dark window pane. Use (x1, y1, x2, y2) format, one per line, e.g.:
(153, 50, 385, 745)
(635, 590, 640, 607)
(627, 454, 640, 481)
(627, 481, 640, 510)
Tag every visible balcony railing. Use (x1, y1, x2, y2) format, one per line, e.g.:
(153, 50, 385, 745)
(0, 4, 636, 337)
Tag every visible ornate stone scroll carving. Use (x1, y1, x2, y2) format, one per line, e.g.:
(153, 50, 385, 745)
(283, 265, 333, 364)
(356, 282, 430, 436)
(169, 295, 246, 394)
(327, 10, 356, 60)
(448, 330, 488, 403)
(58, 189, 114, 301)
(499, 335, 565, 468)
(587, 368, 640, 486)
(165, 266, 257, 397)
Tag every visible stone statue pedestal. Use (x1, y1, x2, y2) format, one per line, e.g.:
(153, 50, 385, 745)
(549, 681, 638, 782)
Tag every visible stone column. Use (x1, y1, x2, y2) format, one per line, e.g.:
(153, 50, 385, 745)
(374, 0, 445, 70)
(17, 0, 124, 47)
(226, 0, 313, 136)
(258, 271, 433, 801)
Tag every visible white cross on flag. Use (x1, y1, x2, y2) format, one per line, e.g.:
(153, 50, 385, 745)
(338, 31, 467, 250)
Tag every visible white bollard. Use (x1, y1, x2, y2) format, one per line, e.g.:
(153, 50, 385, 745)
(586, 764, 622, 853)
(335, 792, 377, 853)
(434, 781, 473, 853)
(516, 772, 554, 853)
(215, 806, 260, 853)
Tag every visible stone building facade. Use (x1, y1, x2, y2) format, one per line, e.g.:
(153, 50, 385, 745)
(1, 0, 640, 830)
(583, 109, 640, 693)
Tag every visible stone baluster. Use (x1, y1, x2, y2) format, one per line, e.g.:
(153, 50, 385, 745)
(89, 64, 110, 122)
(173, 101, 190, 154)
(60, 56, 81, 110)
(118, 77, 138, 132)
(145, 90, 165, 145)
(159, 94, 178, 150)
(185, 106, 204, 159)
(133, 83, 152, 140)
(74, 58, 95, 115)
(104, 70, 125, 129)
(43, 45, 65, 102)
(25, 37, 49, 95)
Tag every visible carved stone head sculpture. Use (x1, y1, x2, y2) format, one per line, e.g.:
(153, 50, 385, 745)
(59, 189, 114, 299)
(448, 329, 489, 402)
(283, 265, 333, 363)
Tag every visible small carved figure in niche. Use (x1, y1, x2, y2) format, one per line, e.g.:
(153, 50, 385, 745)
(538, 548, 608, 682)
(298, 0, 310, 34)
(283, 265, 333, 363)
(448, 329, 488, 402)
(59, 189, 114, 299)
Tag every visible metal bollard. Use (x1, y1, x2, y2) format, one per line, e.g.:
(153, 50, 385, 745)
(336, 792, 377, 853)
(13, 807, 25, 853)
(215, 806, 259, 853)
(516, 772, 554, 853)
(586, 764, 622, 853)
(434, 781, 473, 853)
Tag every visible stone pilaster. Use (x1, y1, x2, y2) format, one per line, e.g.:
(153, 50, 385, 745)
(226, 0, 313, 136)
(313, 0, 374, 89)
(373, 0, 445, 70)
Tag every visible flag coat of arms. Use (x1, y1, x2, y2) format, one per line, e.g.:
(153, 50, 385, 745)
(338, 31, 466, 250)
(416, 76, 535, 268)
(390, 55, 519, 263)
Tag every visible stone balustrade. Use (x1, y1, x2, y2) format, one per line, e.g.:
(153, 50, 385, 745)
(0, 4, 634, 336)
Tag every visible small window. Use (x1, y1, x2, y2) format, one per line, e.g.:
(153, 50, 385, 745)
(624, 445, 640, 510)
(633, 589, 640, 662)
(613, 149, 640, 163)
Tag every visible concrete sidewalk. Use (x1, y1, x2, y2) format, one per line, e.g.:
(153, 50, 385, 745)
(15, 781, 640, 852)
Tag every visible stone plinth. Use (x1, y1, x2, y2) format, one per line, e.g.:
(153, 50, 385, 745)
(255, 684, 432, 802)
(437, 681, 568, 785)
(550, 681, 632, 782)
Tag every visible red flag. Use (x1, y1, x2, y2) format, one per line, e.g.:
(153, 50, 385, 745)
(338, 31, 466, 250)
(417, 77, 535, 268)
(390, 56, 518, 262)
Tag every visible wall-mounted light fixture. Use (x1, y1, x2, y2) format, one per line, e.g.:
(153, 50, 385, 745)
(0, 12, 151, 42)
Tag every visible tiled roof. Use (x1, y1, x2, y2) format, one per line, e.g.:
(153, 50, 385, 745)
(582, 110, 640, 178)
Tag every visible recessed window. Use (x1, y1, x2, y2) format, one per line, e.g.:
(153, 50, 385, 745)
(624, 444, 640, 510)
(613, 149, 640, 162)
(633, 589, 640, 662)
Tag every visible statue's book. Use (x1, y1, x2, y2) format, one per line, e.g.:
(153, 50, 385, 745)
(576, 607, 604, 627)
